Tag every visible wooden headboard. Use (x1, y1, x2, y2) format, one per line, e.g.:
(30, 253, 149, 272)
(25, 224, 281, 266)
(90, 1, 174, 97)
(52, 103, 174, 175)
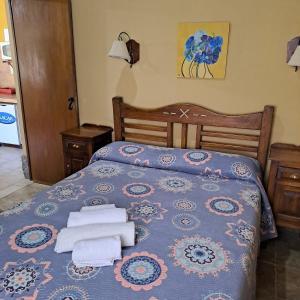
(112, 97, 274, 171)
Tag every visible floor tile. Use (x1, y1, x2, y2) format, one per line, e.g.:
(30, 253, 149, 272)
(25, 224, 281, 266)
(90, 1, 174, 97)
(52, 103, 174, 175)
(0, 183, 48, 211)
(276, 244, 300, 270)
(275, 228, 300, 270)
(259, 239, 276, 264)
(257, 227, 300, 300)
(277, 228, 300, 244)
(0, 146, 31, 199)
(14, 178, 31, 187)
(256, 261, 276, 299)
(0, 184, 23, 199)
(276, 264, 300, 300)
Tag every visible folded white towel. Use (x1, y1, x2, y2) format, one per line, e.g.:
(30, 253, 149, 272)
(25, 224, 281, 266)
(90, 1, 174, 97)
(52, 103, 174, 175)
(54, 222, 135, 253)
(80, 204, 116, 212)
(72, 235, 122, 267)
(67, 208, 127, 227)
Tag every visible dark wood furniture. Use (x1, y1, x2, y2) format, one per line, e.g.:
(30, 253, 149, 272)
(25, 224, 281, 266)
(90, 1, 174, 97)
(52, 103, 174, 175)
(268, 143, 300, 229)
(112, 97, 274, 171)
(61, 124, 113, 177)
(10, 0, 79, 184)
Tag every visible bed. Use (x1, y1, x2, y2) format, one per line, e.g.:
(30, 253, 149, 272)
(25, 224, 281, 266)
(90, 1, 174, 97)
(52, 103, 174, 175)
(0, 98, 277, 300)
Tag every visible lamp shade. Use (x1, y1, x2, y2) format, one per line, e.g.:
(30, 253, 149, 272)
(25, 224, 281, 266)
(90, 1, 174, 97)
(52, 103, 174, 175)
(288, 45, 300, 66)
(108, 40, 131, 62)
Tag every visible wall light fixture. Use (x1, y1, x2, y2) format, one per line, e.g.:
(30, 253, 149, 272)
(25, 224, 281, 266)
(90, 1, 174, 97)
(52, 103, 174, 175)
(108, 32, 139, 67)
(287, 37, 300, 71)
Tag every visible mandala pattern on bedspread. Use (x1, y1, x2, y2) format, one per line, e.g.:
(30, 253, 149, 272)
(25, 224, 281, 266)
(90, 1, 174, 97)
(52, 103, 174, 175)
(90, 163, 123, 178)
(127, 200, 167, 224)
(84, 196, 109, 206)
(0, 258, 52, 299)
(239, 189, 260, 212)
(119, 144, 144, 157)
(47, 184, 85, 201)
(8, 224, 58, 253)
(205, 196, 244, 216)
(122, 183, 155, 198)
(231, 162, 252, 178)
(114, 252, 168, 291)
(172, 213, 201, 231)
(34, 202, 58, 217)
(47, 285, 89, 300)
(169, 235, 232, 278)
(158, 176, 193, 193)
(225, 219, 256, 250)
(183, 151, 212, 165)
(173, 199, 196, 211)
(94, 183, 114, 194)
(158, 153, 176, 166)
(66, 261, 101, 280)
(203, 292, 233, 300)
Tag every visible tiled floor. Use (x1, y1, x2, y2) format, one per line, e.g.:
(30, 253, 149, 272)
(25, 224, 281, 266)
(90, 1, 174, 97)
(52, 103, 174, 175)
(0, 146, 31, 198)
(0, 182, 47, 212)
(257, 228, 300, 300)
(0, 145, 48, 212)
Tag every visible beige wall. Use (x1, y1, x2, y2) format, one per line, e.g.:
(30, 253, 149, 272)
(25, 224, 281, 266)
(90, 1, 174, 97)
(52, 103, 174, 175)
(0, 0, 7, 41)
(72, 0, 300, 145)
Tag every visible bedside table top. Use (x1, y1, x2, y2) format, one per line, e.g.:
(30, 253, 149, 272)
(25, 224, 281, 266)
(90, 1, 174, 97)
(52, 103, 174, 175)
(270, 143, 300, 163)
(61, 123, 113, 139)
(271, 143, 300, 150)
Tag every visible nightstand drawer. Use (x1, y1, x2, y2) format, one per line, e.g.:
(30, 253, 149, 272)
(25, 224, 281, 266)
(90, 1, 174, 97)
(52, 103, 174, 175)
(275, 183, 300, 217)
(64, 140, 88, 154)
(277, 167, 300, 182)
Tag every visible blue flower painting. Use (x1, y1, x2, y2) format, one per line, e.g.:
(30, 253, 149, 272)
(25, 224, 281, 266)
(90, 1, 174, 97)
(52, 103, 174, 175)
(177, 22, 230, 79)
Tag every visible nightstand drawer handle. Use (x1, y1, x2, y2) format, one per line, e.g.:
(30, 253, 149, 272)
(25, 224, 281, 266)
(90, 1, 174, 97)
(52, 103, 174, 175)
(289, 174, 299, 180)
(72, 144, 80, 149)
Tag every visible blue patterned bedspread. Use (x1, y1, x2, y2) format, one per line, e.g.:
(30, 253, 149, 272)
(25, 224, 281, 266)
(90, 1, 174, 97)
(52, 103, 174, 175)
(0, 142, 277, 300)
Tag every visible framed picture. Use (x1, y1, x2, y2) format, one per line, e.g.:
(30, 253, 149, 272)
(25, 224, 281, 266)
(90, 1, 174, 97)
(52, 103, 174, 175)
(177, 22, 230, 79)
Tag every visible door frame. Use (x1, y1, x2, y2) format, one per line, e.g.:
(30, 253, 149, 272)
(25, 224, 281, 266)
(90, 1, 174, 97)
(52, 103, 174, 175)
(5, 0, 80, 183)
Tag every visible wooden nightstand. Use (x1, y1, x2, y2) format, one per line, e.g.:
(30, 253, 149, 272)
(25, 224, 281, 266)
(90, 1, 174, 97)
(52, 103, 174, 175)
(61, 123, 113, 177)
(267, 143, 300, 230)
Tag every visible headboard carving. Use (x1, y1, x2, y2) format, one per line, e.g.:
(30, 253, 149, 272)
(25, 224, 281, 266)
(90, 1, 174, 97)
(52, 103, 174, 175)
(112, 97, 274, 171)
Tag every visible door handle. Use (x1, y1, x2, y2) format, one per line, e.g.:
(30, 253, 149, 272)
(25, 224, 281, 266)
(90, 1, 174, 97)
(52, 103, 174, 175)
(68, 97, 75, 110)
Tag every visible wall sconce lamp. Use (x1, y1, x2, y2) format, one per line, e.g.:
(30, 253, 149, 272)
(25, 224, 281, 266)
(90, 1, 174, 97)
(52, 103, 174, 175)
(287, 37, 300, 71)
(108, 32, 139, 67)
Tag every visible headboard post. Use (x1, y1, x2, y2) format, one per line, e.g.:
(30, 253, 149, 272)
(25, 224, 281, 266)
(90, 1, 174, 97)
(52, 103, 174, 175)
(257, 105, 274, 171)
(112, 96, 124, 141)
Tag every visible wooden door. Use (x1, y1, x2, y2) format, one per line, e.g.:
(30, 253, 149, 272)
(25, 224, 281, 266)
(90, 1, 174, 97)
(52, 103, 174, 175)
(10, 0, 79, 184)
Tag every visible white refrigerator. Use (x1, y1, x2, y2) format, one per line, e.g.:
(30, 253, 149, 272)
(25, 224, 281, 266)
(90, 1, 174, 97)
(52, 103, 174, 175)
(0, 103, 20, 145)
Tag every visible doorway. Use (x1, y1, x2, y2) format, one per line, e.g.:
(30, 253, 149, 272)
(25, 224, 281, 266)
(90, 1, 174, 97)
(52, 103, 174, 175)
(0, 0, 29, 199)
(0, 0, 79, 208)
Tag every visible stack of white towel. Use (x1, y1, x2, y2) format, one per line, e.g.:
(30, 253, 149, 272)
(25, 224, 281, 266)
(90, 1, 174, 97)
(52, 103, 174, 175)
(54, 204, 135, 267)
